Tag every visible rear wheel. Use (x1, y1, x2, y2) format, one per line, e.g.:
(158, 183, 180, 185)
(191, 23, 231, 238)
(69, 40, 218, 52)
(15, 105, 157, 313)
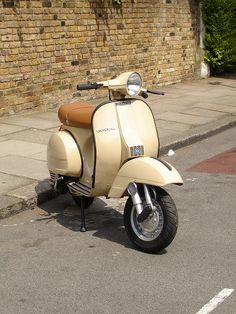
(72, 196, 95, 209)
(124, 187, 178, 253)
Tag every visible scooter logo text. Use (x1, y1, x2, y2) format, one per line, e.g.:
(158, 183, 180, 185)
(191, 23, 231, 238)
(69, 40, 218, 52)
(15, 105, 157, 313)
(96, 127, 116, 133)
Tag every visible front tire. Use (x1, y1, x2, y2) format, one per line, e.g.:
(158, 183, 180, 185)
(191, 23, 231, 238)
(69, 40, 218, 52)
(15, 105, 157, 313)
(124, 187, 178, 253)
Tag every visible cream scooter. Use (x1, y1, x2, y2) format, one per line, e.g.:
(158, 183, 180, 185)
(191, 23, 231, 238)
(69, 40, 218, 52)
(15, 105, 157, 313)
(47, 72, 183, 253)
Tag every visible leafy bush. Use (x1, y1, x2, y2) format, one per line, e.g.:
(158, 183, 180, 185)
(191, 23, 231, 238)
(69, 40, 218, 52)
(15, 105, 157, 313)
(202, 0, 236, 73)
(112, 0, 123, 4)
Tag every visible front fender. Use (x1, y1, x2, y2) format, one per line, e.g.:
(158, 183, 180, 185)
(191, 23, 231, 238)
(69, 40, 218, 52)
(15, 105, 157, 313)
(108, 157, 183, 198)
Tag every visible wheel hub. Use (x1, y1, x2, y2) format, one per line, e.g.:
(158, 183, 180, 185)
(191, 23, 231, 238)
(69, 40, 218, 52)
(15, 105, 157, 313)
(140, 211, 160, 233)
(131, 203, 164, 241)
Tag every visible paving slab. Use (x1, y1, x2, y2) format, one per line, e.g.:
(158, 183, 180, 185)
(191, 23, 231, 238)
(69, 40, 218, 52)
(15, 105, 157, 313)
(0, 152, 8, 157)
(47, 127, 61, 132)
(148, 102, 189, 115)
(196, 103, 236, 114)
(0, 116, 60, 130)
(29, 111, 58, 121)
(185, 89, 231, 98)
(6, 129, 52, 145)
(158, 128, 181, 138)
(0, 172, 33, 195)
(209, 81, 235, 89)
(156, 120, 192, 132)
(215, 95, 235, 103)
(163, 84, 202, 91)
(150, 95, 200, 106)
(29, 151, 47, 161)
(0, 137, 8, 142)
(182, 108, 227, 119)
(0, 140, 46, 157)
(207, 89, 236, 97)
(0, 124, 27, 137)
(0, 155, 49, 180)
(157, 112, 215, 125)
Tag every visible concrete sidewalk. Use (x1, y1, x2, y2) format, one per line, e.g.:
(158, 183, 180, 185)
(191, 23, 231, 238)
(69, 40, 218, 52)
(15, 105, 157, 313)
(0, 75, 235, 218)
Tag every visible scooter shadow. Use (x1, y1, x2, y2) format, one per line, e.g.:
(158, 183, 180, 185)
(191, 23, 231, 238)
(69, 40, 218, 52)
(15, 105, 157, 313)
(37, 194, 133, 250)
(38, 194, 167, 255)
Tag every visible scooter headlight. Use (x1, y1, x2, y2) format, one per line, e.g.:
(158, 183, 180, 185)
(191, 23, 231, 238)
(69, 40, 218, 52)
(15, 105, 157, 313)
(127, 72, 142, 96)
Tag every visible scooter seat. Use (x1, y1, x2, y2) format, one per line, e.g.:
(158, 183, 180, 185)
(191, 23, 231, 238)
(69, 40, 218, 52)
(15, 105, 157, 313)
(58, 102, 96, 129)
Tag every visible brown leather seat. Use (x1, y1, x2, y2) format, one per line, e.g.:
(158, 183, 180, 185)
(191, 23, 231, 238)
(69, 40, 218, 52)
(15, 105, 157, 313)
(58, 101, 96, 129)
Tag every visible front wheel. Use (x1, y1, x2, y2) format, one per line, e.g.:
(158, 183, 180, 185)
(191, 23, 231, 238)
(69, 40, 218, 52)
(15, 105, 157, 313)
(124, 187, 178, 253)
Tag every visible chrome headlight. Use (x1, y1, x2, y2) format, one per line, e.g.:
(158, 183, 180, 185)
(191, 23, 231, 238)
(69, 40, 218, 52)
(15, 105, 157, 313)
(127, 72, 142, 96)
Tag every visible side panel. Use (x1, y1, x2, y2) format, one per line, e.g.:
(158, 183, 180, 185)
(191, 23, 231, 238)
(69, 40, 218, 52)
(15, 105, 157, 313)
(47, 131, 82, 177)
(92, 102, 122, 196)
(108, 157, 183, 198)
(62, 126, 94, 186)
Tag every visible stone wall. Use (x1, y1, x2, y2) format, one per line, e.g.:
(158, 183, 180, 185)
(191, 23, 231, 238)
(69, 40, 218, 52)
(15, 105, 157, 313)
(0, 0, 200, 116)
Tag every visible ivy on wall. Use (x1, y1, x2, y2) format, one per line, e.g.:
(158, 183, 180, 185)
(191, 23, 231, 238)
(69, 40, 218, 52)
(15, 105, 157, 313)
(112, 0, 123, 4)
(202, 0, 236, 73)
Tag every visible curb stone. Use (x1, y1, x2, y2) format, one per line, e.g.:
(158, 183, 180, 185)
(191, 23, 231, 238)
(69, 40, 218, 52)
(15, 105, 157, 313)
(0, 180, 58, 219)
(0, 195, 24, 219)
(160, 116, 236, 154)
(0, 116, 235, 219)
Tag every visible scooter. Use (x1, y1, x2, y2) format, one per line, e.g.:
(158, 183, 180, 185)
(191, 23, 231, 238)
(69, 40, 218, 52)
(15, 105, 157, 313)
(47, 72, 183, 253)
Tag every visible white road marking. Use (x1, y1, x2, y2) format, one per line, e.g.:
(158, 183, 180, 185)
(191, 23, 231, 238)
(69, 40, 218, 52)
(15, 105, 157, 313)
(195, 288, 234, 314)
(0, 219, 36, 227)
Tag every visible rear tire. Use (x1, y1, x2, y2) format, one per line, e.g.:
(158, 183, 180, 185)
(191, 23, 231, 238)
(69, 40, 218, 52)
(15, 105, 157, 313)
(124, 187, 178, 253)
(72, 196, 95, 209)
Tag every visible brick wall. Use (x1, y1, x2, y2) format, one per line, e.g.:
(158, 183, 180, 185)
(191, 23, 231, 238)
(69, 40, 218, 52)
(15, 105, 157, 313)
(0, 0, 200, 116)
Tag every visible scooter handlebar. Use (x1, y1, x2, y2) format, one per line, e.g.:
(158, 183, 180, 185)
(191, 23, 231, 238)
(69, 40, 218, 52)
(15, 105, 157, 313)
(147, 89, 165, 96)
(77, 83, 103, 90)
(140, 91, 149, 99)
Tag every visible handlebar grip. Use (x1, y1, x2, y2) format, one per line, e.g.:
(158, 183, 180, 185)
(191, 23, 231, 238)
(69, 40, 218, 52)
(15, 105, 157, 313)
(147, 90, 165, 96)
(77, 83, 103, 91)
(140, 91, 149, 99)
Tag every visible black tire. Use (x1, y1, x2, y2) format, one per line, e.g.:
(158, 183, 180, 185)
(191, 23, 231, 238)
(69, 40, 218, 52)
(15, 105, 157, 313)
(124, 187, 178, 253)
(72, 196, 95, 209)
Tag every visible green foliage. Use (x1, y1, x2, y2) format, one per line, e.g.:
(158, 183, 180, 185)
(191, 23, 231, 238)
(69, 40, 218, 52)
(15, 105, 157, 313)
(112, 0, 123, 4)
(202, 0, 236, 73)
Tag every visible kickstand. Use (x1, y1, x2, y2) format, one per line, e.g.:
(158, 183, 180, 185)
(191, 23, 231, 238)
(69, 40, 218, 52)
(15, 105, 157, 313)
(80, 196, 86, 232)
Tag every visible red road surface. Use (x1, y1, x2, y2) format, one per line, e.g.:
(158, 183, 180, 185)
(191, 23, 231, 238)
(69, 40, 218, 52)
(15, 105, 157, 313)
(187, 147, 236, 175)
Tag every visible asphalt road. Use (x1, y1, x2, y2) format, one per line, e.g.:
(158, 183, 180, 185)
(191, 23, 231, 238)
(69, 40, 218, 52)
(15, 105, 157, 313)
(0, 128, 235, 314)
